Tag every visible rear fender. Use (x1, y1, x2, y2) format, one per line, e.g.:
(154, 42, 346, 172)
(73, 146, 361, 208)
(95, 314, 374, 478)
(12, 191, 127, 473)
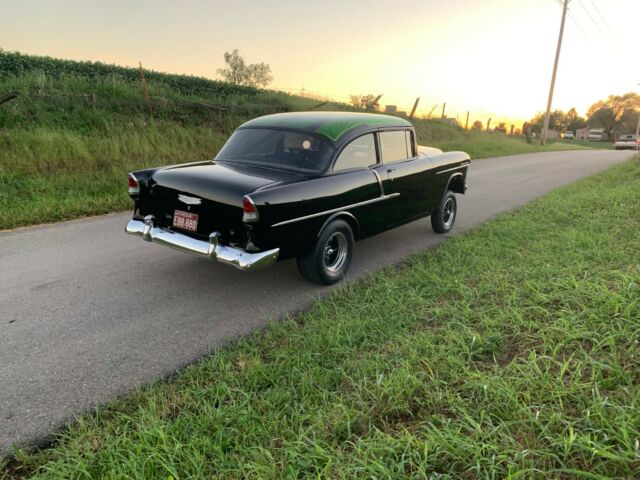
(318, 211, 360, 240)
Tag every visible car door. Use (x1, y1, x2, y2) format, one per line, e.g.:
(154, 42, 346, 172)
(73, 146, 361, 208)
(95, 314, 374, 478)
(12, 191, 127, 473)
(373, 129, 432, 225)
(328, 132, 390, 236)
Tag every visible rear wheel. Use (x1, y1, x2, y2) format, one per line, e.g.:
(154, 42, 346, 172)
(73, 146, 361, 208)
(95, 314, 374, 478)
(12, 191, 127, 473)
(297, 220, 354, 285)
(431, 191, 457, 234)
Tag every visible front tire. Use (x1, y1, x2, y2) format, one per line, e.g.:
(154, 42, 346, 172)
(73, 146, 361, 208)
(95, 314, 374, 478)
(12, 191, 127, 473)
(297, 220, 354, 285)
(431, 191, 457, 234)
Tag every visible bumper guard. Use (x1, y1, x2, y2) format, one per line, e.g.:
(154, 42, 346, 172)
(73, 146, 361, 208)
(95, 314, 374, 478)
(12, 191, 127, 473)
(125, 215, 279, 271)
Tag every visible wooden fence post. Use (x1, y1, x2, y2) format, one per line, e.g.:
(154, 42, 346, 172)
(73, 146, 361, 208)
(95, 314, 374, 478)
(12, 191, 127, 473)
(409, 97, 420, 119)
(366, 94, 383, 112)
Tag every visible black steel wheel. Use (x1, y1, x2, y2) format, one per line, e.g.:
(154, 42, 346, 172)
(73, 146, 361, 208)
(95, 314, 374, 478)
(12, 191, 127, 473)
(297, 219, 354, 285)
(431, 191, 457, 234)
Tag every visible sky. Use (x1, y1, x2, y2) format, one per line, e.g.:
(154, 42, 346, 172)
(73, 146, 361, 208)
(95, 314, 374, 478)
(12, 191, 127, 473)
(1, 0, 639, 126)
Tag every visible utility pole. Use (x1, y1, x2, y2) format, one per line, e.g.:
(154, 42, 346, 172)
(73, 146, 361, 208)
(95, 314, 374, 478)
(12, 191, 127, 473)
(541, 0, 569, 145)
(465, 111, 470, 130)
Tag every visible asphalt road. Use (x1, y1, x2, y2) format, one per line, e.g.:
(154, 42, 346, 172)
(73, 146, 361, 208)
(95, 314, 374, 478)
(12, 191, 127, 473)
(0, 149, 635, 455)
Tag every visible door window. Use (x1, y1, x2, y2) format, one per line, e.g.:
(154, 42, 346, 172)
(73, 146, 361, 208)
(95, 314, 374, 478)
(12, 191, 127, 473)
(333, 134, 377, 172)
(379, 130, 410, 163)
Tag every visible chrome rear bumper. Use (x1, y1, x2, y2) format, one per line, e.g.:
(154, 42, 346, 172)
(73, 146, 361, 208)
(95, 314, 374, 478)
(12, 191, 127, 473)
(125, 215, 279, 271)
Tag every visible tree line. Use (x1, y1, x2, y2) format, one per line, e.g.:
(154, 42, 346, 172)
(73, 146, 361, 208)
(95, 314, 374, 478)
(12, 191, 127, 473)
(527, 93, 640, 137)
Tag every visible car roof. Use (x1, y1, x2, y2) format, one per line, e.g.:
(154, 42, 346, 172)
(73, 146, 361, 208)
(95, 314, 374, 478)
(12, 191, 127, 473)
(238, 111, 413, 143)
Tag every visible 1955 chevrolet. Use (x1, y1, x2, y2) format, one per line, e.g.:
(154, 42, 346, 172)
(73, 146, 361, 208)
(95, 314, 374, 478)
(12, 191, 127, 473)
(125, 112, 470, 284)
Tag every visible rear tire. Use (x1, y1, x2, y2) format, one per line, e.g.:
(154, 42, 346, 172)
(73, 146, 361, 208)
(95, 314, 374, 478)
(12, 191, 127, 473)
(431, 191, 457, 234)
(297, 220, 354, 285)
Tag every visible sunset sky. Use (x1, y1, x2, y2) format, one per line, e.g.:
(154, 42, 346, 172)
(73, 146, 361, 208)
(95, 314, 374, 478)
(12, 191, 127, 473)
(1, 0, 638, 126)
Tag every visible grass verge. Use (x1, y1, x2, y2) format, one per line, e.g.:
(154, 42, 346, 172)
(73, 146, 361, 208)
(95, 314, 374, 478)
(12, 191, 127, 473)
(0, 121, 591, 230)
(3, 159, 639, 479)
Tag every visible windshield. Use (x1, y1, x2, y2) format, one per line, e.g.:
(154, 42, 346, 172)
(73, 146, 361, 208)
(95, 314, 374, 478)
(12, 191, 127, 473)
(215, 128, 335, 174)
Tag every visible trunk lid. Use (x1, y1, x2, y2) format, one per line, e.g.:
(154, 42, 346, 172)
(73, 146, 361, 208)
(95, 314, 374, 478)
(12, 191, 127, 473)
(140, 161, 303, 243)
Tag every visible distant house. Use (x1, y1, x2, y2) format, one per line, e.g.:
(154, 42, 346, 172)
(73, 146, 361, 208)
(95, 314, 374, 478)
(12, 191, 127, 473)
(576, 127, 590, 140)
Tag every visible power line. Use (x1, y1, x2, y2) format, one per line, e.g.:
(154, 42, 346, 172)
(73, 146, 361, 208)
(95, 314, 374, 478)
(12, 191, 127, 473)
(551, 0, 589, 40)
(586, 0, 615, 36)
(578, 0, 606, 36)
(567, 8, 590, 39)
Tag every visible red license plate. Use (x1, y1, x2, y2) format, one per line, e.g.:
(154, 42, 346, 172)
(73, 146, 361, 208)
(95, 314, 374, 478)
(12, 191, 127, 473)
(172, 210, 199, 231)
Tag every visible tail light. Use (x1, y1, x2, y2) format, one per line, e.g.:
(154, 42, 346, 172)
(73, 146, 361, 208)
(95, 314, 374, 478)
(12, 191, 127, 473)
(242, 195, 259, 223)
(128, 173, 140, 195)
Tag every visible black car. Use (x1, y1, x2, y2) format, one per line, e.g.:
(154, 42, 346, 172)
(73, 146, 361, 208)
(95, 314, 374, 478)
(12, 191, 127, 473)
(126, 112, 470, 284)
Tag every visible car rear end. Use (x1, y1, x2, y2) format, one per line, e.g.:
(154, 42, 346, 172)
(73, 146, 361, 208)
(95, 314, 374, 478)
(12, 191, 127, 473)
(125, 164, 281, 271)
(614, 135, 639, 150)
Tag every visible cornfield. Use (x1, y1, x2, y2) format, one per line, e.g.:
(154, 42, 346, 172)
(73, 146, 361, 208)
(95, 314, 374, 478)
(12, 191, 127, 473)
(0, 51, 257, 99)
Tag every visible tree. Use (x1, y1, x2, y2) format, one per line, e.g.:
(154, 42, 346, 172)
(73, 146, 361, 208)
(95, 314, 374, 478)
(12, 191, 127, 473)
(587, 93, 640, 135)
(527, 108, 586, 134)
(495, 122, 508, 134)
(349, 94, 380, 111)
(217, 49, 272, 88)
(565, 107, 587, 132)
(471, 120, 483, 130)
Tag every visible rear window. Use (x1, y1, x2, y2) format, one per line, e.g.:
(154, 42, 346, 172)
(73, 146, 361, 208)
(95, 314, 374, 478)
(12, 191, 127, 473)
(215, 128, 334, 174)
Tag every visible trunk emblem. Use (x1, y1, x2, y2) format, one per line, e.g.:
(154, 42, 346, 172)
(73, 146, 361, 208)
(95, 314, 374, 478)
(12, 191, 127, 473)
(178, 194, 202, 206)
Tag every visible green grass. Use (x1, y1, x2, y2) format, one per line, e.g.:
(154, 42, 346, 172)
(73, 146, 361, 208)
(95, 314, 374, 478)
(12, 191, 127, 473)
(418, 125, 587, 159)
(1, 52, 594, 229)
(4, 159, 639, 479)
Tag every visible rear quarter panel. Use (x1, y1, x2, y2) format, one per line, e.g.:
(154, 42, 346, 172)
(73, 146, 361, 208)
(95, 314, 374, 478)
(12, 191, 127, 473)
(249, 169, 382, 259)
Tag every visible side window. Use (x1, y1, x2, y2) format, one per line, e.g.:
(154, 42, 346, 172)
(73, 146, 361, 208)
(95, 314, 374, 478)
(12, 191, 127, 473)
(379, 130, 409, 163)
(405, 130, 415, 157)
(333, 134, 377, 172)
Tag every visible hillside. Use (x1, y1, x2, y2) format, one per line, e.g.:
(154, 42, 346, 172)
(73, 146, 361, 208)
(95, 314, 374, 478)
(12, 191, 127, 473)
(0, 51, 587, 229)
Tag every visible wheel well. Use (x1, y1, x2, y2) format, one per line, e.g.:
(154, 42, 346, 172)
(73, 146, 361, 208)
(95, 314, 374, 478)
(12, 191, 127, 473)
(319, 212, 361, 240)
(447, 173, 466, 194)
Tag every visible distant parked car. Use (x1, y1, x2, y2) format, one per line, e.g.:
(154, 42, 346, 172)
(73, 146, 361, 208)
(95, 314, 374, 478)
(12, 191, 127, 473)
(563, 131, 574, 140)
(588, 129, 607, 141)
(614, 134, 640, 150)
(125, 112, 471, 284)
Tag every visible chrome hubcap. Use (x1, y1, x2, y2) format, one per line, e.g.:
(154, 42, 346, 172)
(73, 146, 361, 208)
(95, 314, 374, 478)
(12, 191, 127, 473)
(443, 198, 455, 228)
(323, 232, 348, 273)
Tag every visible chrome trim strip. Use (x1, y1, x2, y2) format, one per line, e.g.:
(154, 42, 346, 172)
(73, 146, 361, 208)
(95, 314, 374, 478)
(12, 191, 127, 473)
(436, 163, 471, 175)
(371, 169, 385, 196)
(125, 216, 279, 271)
(271, 193, 400, 228)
